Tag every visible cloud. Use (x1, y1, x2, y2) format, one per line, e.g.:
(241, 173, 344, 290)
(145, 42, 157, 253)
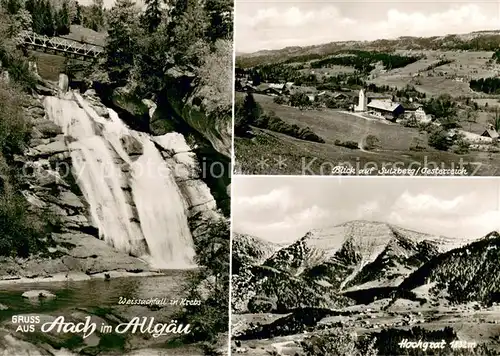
(385, 191, 498, 238)
(392, 191, 466, 214)
(234, 186, 295, 213)
(237, 3, 499, 52)
(235, 204, 331, 243)
(356, 200, 380, 219)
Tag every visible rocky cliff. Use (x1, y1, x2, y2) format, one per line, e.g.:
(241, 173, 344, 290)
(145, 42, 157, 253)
(0, 78, 224, 281)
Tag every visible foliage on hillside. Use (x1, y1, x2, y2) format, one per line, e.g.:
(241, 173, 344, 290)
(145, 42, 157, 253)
(0, 6, 60, 258)
(235, 93, 325, 143)
(176, 215, 230, 354)
(310, 50, 422, 72)
(231, 232, 352, 313)
(470, 77, 500, 95)
(398, 232, 500, 305)
(104, 0, 232, 104)
(231, 232, 278, 275)
(301, 327, 378, 356)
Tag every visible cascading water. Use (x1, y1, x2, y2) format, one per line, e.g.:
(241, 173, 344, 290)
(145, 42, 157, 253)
(43, 91, 196, 269)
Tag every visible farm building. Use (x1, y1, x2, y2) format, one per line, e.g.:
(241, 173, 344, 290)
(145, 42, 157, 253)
(481, 129, 499, 139)
(269, 83, 285, 92)
(333, 92, 350, 100)
(367, 100, 404, 120)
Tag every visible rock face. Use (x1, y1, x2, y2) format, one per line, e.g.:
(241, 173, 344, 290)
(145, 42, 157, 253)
(6, 86, 224, 280)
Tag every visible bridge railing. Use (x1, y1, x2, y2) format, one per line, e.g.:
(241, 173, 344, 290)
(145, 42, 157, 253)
(19, 31, 105, 58)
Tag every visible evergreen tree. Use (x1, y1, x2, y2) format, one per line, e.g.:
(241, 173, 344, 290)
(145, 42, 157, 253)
(55, 0, 70, 35)
(2, 0, 22, 15)
(205, 0, 232, 42)
(41, 0, 54, 36)
(142, 0, 161, 33)
(168, 0, 209, 67)
(73, 2, 81, 25)
(106, 0, 140, 83)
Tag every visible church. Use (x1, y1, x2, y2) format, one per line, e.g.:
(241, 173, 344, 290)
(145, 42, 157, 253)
(354, 89, 404, 120)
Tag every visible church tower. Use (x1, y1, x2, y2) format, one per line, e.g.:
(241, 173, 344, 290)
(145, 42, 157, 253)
(355, 88, 367, 112)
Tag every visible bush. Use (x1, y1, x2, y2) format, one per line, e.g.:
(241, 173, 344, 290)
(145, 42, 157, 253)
(335, 139, 359, 149)
(253, 112, 325, 143)
(0, 82, 31, 156)
(273, 96, 286, 105)
(300, 327, 378, 356)
(428, 129, 453, 151)
(0, 158, 56, 257)
(362, 135, 379, 150)
(176, 216, 230, 347)
(248, 296, 276, 313)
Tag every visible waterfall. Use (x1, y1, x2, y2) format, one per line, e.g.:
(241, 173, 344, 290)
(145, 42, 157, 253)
(43, 92, 196, 269)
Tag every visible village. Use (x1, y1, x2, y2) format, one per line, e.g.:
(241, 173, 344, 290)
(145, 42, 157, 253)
(235, 69, 500, 151)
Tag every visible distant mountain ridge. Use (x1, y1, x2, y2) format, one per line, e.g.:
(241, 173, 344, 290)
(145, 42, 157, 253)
(236, 29, 500, 67)
(232, 220, 480, 313)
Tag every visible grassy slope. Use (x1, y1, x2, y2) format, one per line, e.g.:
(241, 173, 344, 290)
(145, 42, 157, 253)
(235, 94, 500, 175)
(31, 25, 106, 81)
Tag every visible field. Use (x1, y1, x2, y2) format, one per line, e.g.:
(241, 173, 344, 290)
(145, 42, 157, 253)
(369, 50, 500, 97)
(234, 94, 500, 176)
(30, 25, 105, 81)
(232, 302, 500, 355)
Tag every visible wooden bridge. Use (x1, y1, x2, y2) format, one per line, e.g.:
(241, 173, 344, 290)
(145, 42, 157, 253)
(19, 31, 104, 60)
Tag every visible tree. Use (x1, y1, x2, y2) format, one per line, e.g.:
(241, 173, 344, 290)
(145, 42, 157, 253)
(234, 93, 261, 136)
(429, 129, 452, 151)
(176, 216, 230, 351)
(73, 2, 81, 25)
(205, 0, 232, 42)
(423, 94, 457, 119)
(168, 0, 209, 68)
(40, 0, 54, 36)
(105, 0, 141, 84)
(142, 0, 162, 33)
(55, 0, 70, 35)
(2, 0, 21, 15)
(489, 107, 500, 131)
(290, 92, 310, 109)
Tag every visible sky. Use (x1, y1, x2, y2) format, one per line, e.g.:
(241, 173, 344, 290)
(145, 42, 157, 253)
(232, 177, 500, 244)
(236, 0, 500, 53)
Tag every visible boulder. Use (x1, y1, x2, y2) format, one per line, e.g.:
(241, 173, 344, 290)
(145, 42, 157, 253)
(22, 290, 56, 299)
(33, 120, 62, 138)
(29, 138, 67, 157)
(120, 135, 143, 156)
(58, 74, 69, 93)
(57, 191, 84, 209)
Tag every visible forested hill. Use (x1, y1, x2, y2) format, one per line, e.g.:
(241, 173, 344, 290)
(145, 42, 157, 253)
(397, 231, 500, 305)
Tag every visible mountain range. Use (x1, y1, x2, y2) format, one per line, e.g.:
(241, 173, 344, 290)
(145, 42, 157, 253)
(232, 220, 500, 313)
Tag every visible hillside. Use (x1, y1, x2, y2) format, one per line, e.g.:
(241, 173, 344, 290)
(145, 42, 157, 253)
(236, 30, 500, 68)
(231, 232, 281, 274)
(397, 231, 500, 305)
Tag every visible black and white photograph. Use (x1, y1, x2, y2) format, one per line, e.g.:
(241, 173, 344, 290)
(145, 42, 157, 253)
(231, 176, 500, 355)
(0, 0, 232, 355)
(234, 0, 500, 176)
